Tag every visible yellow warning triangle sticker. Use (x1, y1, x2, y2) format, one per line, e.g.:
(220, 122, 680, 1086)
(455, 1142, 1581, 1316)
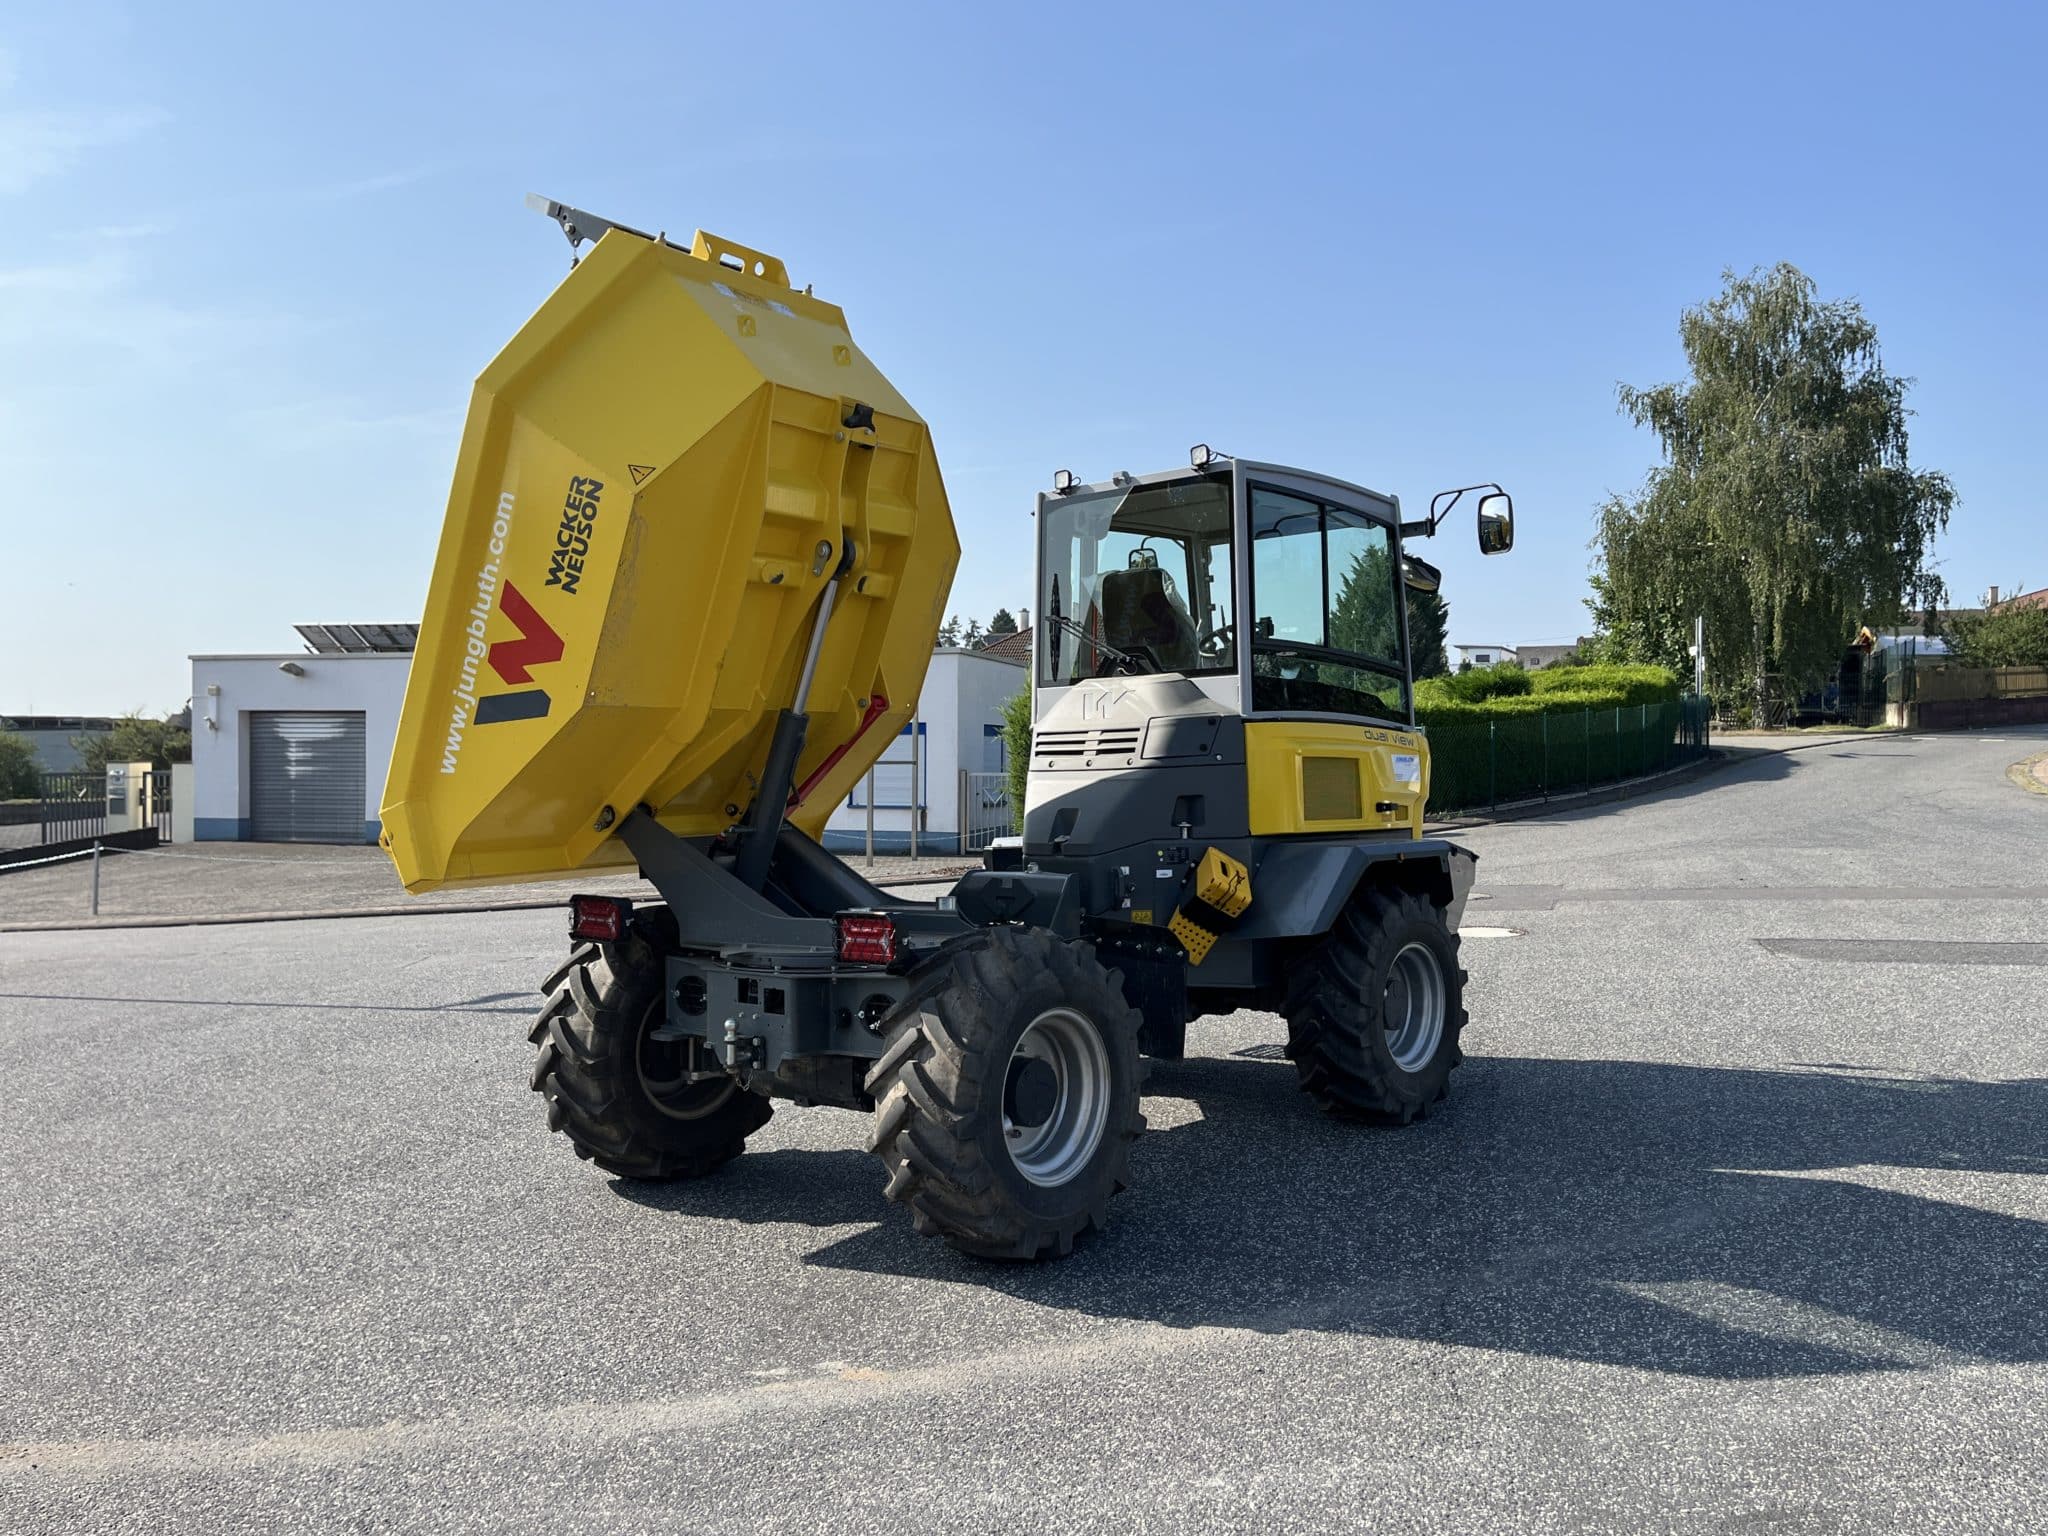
(628, 463, 656, 485)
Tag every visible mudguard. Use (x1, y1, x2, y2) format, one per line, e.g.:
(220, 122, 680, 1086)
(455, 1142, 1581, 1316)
(1231, 838, 1477, 940)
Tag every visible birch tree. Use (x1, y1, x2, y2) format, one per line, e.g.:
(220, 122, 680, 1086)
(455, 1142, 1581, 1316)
(1593, 264, 1954, 719)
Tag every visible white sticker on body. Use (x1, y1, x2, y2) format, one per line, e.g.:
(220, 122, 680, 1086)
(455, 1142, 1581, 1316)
(1391, 753, 1421, 784)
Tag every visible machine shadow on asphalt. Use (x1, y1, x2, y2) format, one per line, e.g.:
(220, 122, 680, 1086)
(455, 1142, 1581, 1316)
(616, 1050, 2047, 1381)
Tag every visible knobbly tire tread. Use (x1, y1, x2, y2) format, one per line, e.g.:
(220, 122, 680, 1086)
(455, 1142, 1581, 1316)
(529, 914, 770, 1179)
(1283, 887, 1467, 1124)
(865, 929, 1146, 1261)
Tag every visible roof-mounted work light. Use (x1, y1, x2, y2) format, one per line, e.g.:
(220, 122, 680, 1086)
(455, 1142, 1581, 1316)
(1052, 469, 1078, 495)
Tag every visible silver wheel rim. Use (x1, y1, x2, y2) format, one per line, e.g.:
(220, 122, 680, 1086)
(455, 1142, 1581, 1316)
(1004, 1007, 1111, 1188)
(1384, 942, 1446, 1073)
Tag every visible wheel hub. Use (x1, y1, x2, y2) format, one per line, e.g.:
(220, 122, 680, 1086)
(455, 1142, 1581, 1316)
(1383, 941, 1447, 1073)
(1005, 1055, 1059, 1128)
(1002, 1007, 1112, 1188)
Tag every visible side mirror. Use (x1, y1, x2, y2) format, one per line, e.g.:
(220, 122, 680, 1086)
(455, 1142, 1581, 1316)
(1401, 554, 1442, 593)
(1478, 492, 1514, 555)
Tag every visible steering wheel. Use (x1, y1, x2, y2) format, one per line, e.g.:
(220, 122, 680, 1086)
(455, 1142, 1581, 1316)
(1199, 621, 1235, 658)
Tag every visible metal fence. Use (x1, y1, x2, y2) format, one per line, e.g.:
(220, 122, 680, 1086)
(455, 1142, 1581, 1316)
(1424, 698, 1711, 814)
(38, 771, 104, 844)
(142, 768, 173, 839)
(1900, 663, 2048, 703)
(958, 771, 1014, 851)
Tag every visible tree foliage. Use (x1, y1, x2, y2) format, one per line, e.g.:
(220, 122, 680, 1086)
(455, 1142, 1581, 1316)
(986, 608, 1018, 639)
(74, 714, 191, 776)
(1328, 544, 1450, 678)
(0, 732, 40, 798)
(1943, 604, 2048, 668)
(937, 615, 961, 647)
(1407, 586, 1450, 679)
(1590, 264, 1954, 716)
(1001, 686, 1033, 832)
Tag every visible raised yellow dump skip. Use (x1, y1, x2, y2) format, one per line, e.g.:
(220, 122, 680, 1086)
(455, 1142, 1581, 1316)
(382, 227, 959, 892)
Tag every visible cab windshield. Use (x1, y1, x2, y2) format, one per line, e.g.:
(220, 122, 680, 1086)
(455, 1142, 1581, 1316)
(1039, 477, 1235, 685)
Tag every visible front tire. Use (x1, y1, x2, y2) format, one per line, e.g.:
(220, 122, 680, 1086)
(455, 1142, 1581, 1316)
(864, 930, 1145, 1260)
(1283, 887, 1467, 1123)
(529, 916, 772, 1179)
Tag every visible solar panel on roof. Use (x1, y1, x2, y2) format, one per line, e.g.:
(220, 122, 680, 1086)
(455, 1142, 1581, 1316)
(294, 623, 419, 655)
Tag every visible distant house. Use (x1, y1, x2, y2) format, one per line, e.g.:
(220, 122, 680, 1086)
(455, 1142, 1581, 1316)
(1453, 644, 1517, 669)
(1990, 585, 2048, 613)
(1515, 644, 1578, 670)
(0, 716, 116, 775)
(979, 624, 1034, 664)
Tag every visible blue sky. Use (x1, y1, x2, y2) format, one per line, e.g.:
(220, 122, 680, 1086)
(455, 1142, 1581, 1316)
(4, 1, 2041, 714)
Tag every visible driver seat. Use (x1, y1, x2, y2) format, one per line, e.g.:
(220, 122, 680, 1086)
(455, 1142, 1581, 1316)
(1099, 566, 1200, 672)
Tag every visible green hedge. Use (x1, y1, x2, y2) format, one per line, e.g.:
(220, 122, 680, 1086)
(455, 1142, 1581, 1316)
(1528, 664, 1681, 707)
(1424, 696, 1703, 812)
(1416, 664, 1680, 726)
(1419, 661, 1531, 705)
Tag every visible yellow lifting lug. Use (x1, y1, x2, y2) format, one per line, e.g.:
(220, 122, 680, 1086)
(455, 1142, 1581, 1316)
(689, 230, 791, 288)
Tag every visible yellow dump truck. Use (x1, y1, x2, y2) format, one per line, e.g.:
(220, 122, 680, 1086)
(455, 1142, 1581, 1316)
(384, 198, 1514, 1260)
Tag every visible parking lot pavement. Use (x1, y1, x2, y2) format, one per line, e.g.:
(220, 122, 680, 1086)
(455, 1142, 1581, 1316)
(0, 841, 977, 930)
(1, 727, 2044, 1534)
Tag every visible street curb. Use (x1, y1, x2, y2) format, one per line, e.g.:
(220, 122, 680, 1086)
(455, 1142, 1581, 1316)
(1420, 730, 1890, 833)
(0, 737, 1893, 933)
(1422, 751, 1731, 833)
(0, 898, 578, 935)
(0, 873, 978, 936)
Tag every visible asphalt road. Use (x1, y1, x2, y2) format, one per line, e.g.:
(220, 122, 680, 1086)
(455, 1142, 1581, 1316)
(3, 728, 2045, 1534)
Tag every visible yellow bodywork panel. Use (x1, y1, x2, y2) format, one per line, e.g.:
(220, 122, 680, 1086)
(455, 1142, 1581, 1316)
(382, 228, 959, 893)
(1168, 846, 1252, 966)
(1244, 721, 1430, 838)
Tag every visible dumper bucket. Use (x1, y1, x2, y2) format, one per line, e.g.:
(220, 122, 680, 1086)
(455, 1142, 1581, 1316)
(382, 226, 959, 892)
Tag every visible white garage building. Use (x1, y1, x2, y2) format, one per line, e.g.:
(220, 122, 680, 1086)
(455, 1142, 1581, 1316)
(189, 626, 1026, 851)
(821, 646, 1026, 855)
(190, 624, 415, 843)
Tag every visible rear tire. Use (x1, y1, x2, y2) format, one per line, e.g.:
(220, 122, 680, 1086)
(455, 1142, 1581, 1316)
(864, 929, 1145, 1260)
(529, 917, 771, 1179)
(1283, 887, 1467, 1124)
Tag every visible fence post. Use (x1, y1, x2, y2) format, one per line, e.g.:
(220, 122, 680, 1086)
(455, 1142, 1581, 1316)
(1583, 707, 1591, 790)
(908, 722, 920, 860)
(1540, 712, 1549, 798)
(90, 839, 102, 916)
(864, 766, 875, 866)
(957, 770, 968, 858)
(1488, 720, 1497, 809)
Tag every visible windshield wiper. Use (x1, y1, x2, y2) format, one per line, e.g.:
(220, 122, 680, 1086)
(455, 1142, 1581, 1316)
(1044, 611, 1145, 677)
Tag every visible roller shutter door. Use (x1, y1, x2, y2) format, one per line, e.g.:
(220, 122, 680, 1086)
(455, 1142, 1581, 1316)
(249, 712, 366, 843)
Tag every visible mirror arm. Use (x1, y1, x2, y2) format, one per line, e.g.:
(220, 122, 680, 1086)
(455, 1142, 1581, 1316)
(1415, 481, 1506, 541)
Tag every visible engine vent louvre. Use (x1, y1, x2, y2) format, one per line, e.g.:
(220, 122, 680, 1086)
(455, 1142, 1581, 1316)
(1035, 726, 1144, 763)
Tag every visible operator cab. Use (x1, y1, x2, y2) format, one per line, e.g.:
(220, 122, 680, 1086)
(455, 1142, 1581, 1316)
(1036, 452, 1512, 730)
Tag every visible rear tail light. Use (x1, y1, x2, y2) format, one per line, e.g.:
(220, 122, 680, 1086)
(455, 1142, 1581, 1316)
(570, 894, 631, 943)
(837, 913, 898, 965)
